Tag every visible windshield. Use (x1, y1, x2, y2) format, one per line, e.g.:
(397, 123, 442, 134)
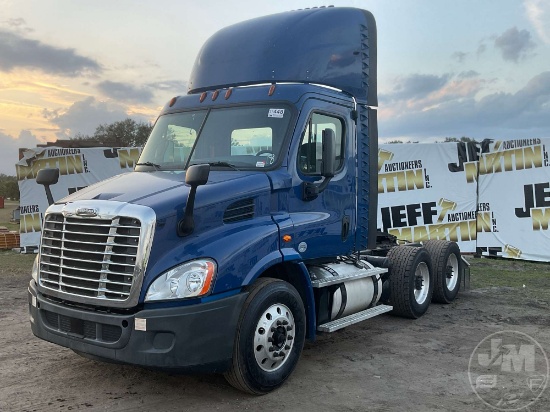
(137, 105, 293, 171)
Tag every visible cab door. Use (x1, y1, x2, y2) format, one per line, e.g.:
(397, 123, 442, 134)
(287, 99, 356, 259)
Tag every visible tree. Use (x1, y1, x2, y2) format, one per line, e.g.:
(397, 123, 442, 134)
(73, 119, 153, 147)
(441, 136, 478, 143)
(0, 174, 20, 200)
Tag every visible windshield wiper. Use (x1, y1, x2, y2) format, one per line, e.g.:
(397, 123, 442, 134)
(136, 162, 162, 170)
(191, 161, 240, 171)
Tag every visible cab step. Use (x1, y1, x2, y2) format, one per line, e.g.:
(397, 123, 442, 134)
(317, 304, 393, 332)
(310, 267, 387, 288)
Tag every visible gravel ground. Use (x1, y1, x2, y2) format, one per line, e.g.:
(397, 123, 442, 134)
(1, 256, 548, 412)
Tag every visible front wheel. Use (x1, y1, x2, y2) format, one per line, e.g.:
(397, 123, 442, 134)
(224, 278, 306, 395)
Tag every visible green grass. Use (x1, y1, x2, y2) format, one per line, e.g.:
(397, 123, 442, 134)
(469, 257, 550, 288)
(0, 250, 35, 277)
(468, 256, 550, 301)
(0, 200, 20, 232)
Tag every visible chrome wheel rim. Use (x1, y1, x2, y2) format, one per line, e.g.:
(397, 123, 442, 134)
(253, 303, 295, 372)
(414, 262, 430, 305)
(446, 254, 459, 291)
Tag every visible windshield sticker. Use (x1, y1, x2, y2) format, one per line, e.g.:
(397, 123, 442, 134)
(256, 161, 266, 168)
(268, 108, 285, 118)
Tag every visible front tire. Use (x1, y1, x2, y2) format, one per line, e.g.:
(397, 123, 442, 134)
(423, 240, 462, 303)
(388, 246, 434, 319)
(224, 278, 306, 395)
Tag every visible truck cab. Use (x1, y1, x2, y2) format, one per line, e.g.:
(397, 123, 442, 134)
(29, 7, 463, 395)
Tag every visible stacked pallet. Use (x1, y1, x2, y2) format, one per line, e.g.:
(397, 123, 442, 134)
(0, 227, 20, 249)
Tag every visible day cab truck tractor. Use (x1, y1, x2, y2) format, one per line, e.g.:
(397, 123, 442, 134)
(29, 7, 465, 395)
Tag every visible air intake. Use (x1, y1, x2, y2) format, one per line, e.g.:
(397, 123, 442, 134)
(223, 198, 255, 223)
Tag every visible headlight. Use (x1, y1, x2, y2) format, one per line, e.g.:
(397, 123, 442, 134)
(145, 259, 216, 301)
(31, 255, 39, 283)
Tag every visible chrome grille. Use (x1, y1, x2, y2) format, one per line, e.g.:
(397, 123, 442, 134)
(40, 214, 140, 301)
(37, 201, 156, 308)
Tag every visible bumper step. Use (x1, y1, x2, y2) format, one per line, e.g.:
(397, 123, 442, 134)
(317, 304, 393, 332)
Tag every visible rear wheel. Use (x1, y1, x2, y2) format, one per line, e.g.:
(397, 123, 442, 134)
(423, 240, 462, 303)
(224, 278, 306, 395)
(387, 246, 434, 319)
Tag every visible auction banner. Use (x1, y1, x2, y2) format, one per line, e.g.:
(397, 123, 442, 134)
(377, 142, 478, 253)
(476, 138, 550, 262)
(16, 141, 550, 261)
(16, 146, 142, 250)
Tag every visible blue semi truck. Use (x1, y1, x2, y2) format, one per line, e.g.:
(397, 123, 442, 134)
(29, 7, 464, 394)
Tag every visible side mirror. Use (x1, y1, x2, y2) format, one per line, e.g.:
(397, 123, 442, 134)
(302, 129, 336, 201)
(185, 163, 210, 186)
(36, 168, 59, 186)
(178, 164, 210, 236)
(321, 128, 336, 178)
(36, 168, 60, 206)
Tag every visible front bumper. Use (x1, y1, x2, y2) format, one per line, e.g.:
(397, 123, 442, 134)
(28, 281, 247, 372)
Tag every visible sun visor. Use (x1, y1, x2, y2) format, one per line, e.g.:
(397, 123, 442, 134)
(188, 7, 377, 106)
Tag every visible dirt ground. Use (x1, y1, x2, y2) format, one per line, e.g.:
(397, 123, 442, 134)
(1, 256, 549, 412)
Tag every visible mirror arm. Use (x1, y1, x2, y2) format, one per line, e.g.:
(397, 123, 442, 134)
(302, 176, 332, 201)
(178, 186, 198, 236)
(177, 164, 210, 237)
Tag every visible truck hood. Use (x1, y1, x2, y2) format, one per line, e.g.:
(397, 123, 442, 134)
(57, 170, 272, 219)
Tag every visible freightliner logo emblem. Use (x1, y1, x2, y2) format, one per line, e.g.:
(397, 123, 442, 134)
(75, 207, 98, 217)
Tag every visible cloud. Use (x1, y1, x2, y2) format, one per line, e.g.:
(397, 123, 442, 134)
(97, 81, 154, 104)
(494, 27, 536, 62)
(451, 51, 467, 63)
(382, 74, 451, 103)
(379, 71, 550, 140)
(476, 43, 487, 57)
(458, 70, 480, 79)
(147, 80, 188, 93)
(3, 17, 33, 33)
(524, 0, 550, 44)
(96, 79, 188, 104)
(43, 96, 139, 138)
(0, 130, 42, 176)
(380, 73, 482, 112)
(0, 30, 101, 76)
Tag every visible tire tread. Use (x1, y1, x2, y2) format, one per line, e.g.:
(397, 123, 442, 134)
(224, 278, 280, 394)
(387, 246, 433, 319)
(423, 240, 461, 304)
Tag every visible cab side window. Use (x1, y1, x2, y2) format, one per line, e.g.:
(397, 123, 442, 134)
(298, 113, 344, 175)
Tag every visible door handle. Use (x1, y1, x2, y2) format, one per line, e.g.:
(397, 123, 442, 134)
(342, 215, 350, 241)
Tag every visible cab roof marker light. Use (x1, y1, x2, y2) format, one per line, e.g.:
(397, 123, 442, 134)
(199, 92, 207, 102)
(212, 90, 219, 101)
(268, 84, 276, 96)
(169, 97, 178, 107)
(224, 88, 233, 99)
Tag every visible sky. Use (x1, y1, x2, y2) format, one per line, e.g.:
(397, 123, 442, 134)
(1, 0, 549, 175)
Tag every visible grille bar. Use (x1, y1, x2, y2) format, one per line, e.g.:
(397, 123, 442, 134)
(41, 245, 137, 258)
(41, 253, 135, 268)
(42, 236, 138, 248)
(50, 272, 133, 287)
(41, 265, 134, 277)
(44, 227, 140, 238)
